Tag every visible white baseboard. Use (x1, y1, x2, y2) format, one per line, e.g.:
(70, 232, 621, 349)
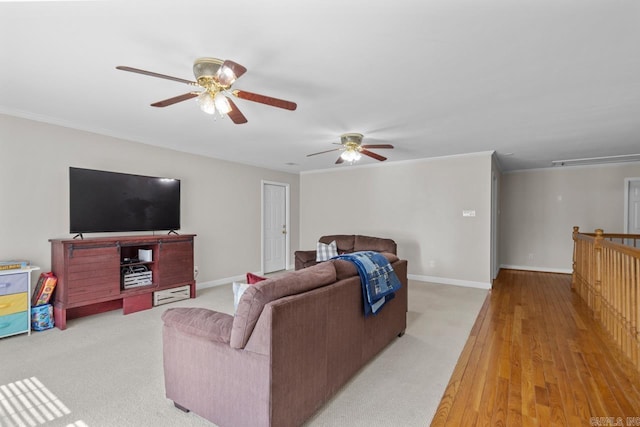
(196, 274, 245, 289)
(500, 264, 572, 274)
(197, 266, 568, 292)
(195, 267, 295, 290)
(408, 274, 492, 290)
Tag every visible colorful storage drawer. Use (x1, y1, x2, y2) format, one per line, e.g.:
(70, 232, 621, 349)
(0, 267, 39, 338)
(0, 311, 29, 337)
(0, 272, 28, 296)
(0, 293, 28, 316)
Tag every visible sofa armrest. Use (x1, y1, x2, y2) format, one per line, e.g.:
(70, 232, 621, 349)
(294, 250, 318, 270)
(162, 307, 233, 344)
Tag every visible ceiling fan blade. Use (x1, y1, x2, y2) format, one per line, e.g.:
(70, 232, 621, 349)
(116, 66, 196, 85)
(335, 156, 344, 164)
(307, 148, 340, 157)
(232, 90, 297, 111)
(222, 60, 247, 80)
(361, 149, 387, 162)
(361, 144, 394, 149)
(226, 97, 248, 124)
(150, 92, 199, 107)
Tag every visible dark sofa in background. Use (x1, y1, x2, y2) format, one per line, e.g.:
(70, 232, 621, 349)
(294, 234, 397, 270)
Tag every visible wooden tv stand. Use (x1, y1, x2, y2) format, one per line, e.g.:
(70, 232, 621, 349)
(49, 234, 196, 330)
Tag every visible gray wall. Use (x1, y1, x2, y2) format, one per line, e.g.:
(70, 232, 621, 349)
(0, 114, 300, 285)
(15, 110, 632, 290)
(500, 163, 640, 272)
(300, 152, 493, 288)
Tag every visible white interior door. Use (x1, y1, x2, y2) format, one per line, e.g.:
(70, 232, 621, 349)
(263, 182, 288, 273)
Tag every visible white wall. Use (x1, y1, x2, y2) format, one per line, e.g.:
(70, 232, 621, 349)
(300, 152, 493, 288)
(0, 114, 300, 285)
(500, 163, 640, 272)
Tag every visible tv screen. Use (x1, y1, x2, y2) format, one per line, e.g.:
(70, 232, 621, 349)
(69, 167, 181, 234)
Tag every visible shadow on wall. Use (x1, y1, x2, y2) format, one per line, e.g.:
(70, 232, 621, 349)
(396, 238, 420, 275)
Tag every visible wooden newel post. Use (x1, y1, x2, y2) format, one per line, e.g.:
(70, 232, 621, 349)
(593, 228, 604, 320)
(572, 226, 579, 291)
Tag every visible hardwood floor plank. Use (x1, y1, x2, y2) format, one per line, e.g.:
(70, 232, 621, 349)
(507, 304, 524, 426)
(431, 270, 640, 427)
(475, 322, 502, 426)
(491, 377, 509, 427)
(521, 333, 538, 419)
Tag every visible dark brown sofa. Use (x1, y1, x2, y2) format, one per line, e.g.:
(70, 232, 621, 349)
(161, 254, 408, 427)
(294, 234, 397, 270)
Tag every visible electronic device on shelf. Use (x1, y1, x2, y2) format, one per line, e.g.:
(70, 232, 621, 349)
(121, 264, 152, 289)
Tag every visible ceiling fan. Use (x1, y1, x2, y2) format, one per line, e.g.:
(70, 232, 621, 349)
(307, 133, 394, 164)
(116, 57, 297, 124)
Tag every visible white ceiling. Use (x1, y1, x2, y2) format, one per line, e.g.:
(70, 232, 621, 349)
(1, 0, 639, 173)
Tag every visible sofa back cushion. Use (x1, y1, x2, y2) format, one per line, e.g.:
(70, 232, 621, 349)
(354, 235, 397, 254)
(331, 252, 400, 281)
(320, 235, 355, 254)
(230, 262, 337, 349)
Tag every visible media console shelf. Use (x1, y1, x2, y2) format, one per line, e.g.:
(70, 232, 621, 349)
(50, 234, 196, 330)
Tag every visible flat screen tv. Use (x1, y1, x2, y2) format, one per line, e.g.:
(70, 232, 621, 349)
(69, 167, 181, 234)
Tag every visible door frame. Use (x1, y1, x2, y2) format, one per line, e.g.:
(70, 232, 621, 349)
(624, 177, 640, 233)
(261, 180, 290, 273)
(491, 170, 499, 280)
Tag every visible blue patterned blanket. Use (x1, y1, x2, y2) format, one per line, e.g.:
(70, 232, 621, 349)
(333, 251, 402, 316)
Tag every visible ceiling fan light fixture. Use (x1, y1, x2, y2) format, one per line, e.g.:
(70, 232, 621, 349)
(214, 92, 232, 114)
(306, 132, 393, 164)
(341, 149, 362, 163)
(117, 56, 296, 125)
(217, 66, 237, 86)
(197, 92, 216, 115)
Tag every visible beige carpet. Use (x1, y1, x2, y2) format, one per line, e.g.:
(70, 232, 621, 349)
(0, 280, 487, 427)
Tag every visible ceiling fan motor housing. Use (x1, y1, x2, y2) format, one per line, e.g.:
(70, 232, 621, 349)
(341, 133, 363, 145)
(193, 57, 223, 79)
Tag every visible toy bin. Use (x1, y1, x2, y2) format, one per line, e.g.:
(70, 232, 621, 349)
(31, 304, 54, 331)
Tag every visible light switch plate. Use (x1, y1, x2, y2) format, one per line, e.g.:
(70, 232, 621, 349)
(463, 210, 476, 217)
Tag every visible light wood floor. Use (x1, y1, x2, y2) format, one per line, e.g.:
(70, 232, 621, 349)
(431, 269, 640, 427)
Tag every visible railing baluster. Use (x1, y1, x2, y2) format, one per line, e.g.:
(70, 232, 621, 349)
(572, 227, 640, 373)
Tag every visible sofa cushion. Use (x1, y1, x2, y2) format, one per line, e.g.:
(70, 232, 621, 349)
(332, 259, 359, 280)
(162, 307, 233, 344)
(247, 272, 267, 284)
(332, 253, 400, 280)
(320, 235, 355, 253)
(232, 282, 250, 312)
(316, 240, 338, 261)
(295, 250, 317, 264)
(230, 261, 337, 349)
(354, 235, 397, 254)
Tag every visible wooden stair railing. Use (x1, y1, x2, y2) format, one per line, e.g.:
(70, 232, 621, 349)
(573, 226, 640, 371)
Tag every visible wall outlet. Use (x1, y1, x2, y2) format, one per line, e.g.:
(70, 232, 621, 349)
(194, 266, 199, 279)
(462, 210, 476, 217)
